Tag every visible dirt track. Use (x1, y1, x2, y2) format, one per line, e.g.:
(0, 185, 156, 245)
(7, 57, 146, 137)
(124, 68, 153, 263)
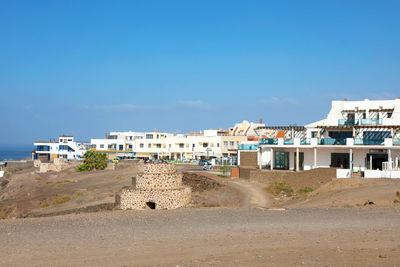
(0, 207, 399, 266)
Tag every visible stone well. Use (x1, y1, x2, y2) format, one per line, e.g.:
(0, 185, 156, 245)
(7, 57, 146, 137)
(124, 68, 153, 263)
(117, 163, 191, 210)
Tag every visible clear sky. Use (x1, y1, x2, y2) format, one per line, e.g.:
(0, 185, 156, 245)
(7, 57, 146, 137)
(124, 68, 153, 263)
(1, 0, 400, 144)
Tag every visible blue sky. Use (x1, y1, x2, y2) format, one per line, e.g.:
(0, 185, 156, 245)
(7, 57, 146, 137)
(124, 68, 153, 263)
(1, 0, 400, 144)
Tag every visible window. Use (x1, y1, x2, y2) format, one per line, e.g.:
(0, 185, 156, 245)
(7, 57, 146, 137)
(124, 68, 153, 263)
(223, 141, 228, 148)
(179, 143, 184, 148)
(156, 144, 161, 148)
(311, 131, 318, 138)
(68, 139, 72, 141)
(217, 143, 220, 147)
(140, 143, 144, 148)
(203, 143, 208, 148)
(363, 112, 366, 119)
(148, 143, 151, 148)
(229, 141, 234, 147)
(119, 145, 123, 150)
(100, 144, 104, 149)
(146, 134, 153, 139)
(388, 112, 393, 118)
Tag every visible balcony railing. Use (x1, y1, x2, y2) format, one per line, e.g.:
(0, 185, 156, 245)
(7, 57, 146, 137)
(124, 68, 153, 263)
(300, 138, 311, 145)
(338, 118, 382, 126)
(393, 139, 400, 146)
(283, 139, 293, 145)
(338, 119, 359, 126)
(354, 139, 384, 145)
(259, 138, 278, 145)
(238, 144, 259, 150)
(360, 118, 382, 125)
(318, 138, 346, 145)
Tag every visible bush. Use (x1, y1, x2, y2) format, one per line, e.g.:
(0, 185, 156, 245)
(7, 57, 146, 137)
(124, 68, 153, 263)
(76, 151, 108, 172)
(219, 161, 231, 177)
(269, 180, 294, 197)
(298, 187, 314, 194)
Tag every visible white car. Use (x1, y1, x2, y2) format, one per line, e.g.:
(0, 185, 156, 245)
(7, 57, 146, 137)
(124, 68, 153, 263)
(202, 162, 212, 170)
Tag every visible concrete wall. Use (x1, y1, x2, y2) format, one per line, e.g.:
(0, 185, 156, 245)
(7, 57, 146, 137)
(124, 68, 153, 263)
(239, 151, 258, 168)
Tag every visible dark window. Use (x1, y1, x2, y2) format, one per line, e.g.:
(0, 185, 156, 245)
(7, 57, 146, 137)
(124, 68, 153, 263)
(331, 153, 350, 169)
(387, 112, 392, 118)
(328, 131, 353, 139)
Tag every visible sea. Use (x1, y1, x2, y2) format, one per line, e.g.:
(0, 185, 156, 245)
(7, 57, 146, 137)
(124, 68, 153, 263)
(0, 144, 34, 161)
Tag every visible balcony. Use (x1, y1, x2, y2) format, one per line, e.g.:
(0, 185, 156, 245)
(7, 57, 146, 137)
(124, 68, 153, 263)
(338, 118, 382, 126)
(354, 139, 384, 145)
(283, 139, 293, 145)
(360, 118, 382, 125)
(338, 119, 359, 126)
(238, 144, 259, 150)
(259, 138, 278, 145)
(318, 138, 346, 145)
(393, 139, 400, 146)
(300, 138, 311, 145)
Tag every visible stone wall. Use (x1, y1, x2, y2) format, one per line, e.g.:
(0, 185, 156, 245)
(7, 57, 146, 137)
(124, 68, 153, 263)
(118, 163, 191, 210)
(38, 158, 70, 173)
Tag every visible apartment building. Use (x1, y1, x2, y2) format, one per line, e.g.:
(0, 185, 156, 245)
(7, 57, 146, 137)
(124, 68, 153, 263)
(91, 128, 248, 162)
(33, 136, 88, 161)
(238, 98, 400, 178)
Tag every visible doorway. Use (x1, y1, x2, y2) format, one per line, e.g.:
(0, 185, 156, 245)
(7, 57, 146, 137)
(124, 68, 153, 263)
(274, 151, 289, 170)
(294, 152, 304, 171)
(331, 153, 350, 169)
(366, 153, 388, 170)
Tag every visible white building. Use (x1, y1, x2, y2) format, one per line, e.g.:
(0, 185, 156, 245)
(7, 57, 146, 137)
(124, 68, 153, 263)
(91, 129, 248, 163)
(239, 98, 400, 178)
(33, 136, 89, 161)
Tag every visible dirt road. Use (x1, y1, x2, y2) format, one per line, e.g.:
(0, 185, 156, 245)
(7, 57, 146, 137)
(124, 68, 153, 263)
(194, 171, 272, 208)
(1, 207, 399, 266)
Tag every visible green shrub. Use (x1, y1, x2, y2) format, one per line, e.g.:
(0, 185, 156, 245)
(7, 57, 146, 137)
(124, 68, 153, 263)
(219, 161, 231, 177)
(52, 196, 71, 205)
(269, 180, 294, 196)
(298, 187, 314, 194)
(76, 151, 108, 172)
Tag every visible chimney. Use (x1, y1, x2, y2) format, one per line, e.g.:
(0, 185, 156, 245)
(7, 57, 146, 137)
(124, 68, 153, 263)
(344, 98, 348, 101)
(154, 128, 157, 133)
(259, 118, 263, 124)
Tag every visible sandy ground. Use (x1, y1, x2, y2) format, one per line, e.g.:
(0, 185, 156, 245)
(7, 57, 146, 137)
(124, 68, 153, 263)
(0, 207, 399, 266)
(0, 163, 244, 218)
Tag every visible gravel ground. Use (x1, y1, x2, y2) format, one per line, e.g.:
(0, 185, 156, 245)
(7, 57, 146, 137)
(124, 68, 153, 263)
(0, 207, 400, 266)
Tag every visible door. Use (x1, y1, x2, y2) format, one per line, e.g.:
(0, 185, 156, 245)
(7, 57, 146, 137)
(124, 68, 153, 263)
(294, 152, 304, 171)
(275, 151, 289, 170)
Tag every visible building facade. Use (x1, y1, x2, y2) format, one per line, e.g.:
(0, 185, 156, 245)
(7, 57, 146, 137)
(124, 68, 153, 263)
(33, 136, 89, 161)
(91, 129, 248, 163)
(239, 98, 400, 178)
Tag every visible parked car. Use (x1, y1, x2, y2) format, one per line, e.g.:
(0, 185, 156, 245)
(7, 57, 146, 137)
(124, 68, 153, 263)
(198, 159, 209, 166)
(202, 162, 212, 170)
(144, 159, 153, 164)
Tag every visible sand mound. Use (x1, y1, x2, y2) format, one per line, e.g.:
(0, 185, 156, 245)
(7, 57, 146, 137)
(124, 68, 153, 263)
(290, 178, 400, 208)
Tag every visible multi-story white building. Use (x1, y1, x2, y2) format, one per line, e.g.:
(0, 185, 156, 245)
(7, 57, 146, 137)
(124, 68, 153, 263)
(33, 136, 89, 161)
(238, 98, 400, 178)
(91, 129, 248, 163)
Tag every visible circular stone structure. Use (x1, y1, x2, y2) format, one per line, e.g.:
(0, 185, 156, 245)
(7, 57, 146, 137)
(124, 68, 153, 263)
(117, 163, 191, 210)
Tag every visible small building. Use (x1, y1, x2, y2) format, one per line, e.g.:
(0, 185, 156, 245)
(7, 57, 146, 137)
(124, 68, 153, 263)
(33, 135, 88, 161)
